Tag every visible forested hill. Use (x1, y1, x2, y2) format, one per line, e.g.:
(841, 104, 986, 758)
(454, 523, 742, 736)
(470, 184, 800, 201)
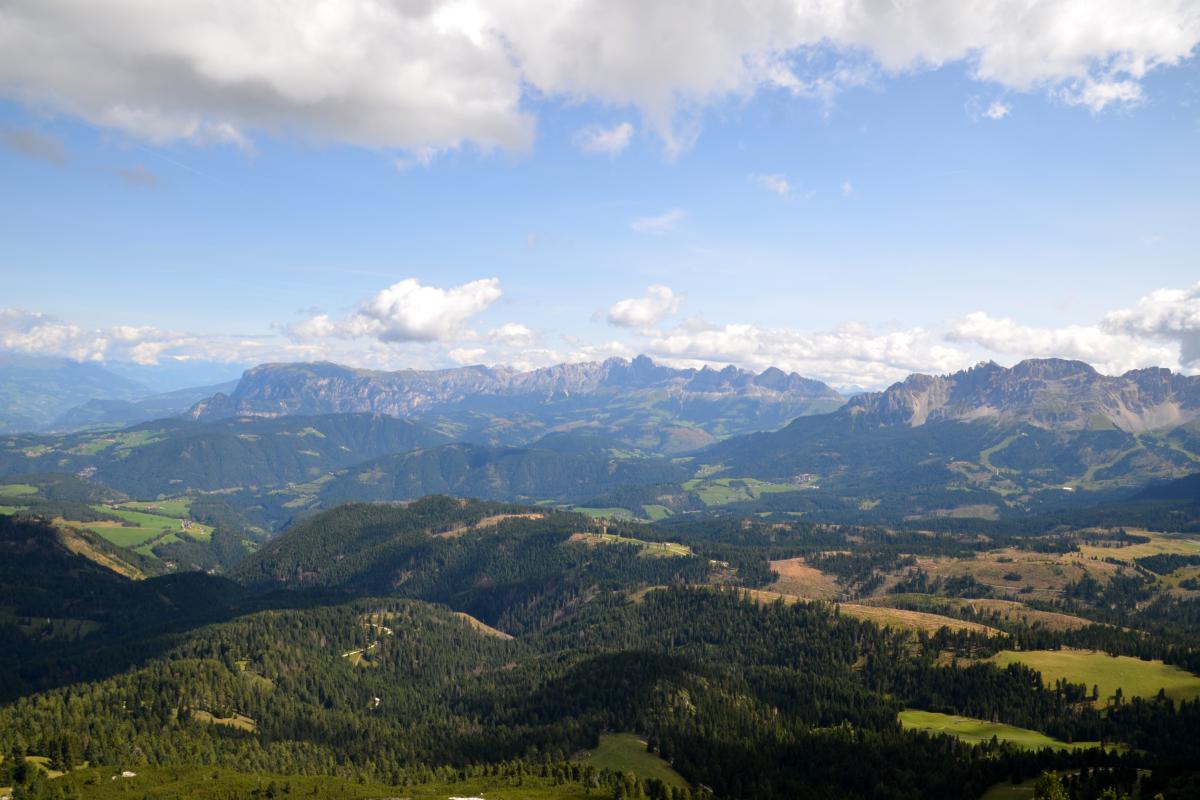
(317, 442, 689, 506)
(0, 413, 452, 496)
(236, 497, 712, 633)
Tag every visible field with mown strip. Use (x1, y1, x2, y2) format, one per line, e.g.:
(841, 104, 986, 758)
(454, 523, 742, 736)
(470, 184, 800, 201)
(989, 649, 1200, 704)
(573, 733, 688, 789)
(900, 709, 1099, 750)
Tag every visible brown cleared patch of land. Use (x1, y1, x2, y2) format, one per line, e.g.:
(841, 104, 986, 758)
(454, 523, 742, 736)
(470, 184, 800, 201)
(435, 512, 545, 538)
(914, 547, 1126, 602)
(767, 557, 840, 600)
(869, 595, 1096, 632)
(732, 588, 999, 635)
(191, 709, 258, 732)
(453, 611, 514, 640)
(54, 525, 145, 580)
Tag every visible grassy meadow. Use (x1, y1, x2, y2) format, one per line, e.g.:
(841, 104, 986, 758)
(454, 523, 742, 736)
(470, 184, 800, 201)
(573, 733, 688, 789)
(989, 649, 1200, 705)
(899, 709, 1099, 751)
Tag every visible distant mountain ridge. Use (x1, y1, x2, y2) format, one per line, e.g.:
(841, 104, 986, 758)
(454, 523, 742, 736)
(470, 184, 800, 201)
(0, 354, 151, 433)
(190, 355, 844, 453)
(844, 359, 1200, 432)
(701, 358, 1200, 506)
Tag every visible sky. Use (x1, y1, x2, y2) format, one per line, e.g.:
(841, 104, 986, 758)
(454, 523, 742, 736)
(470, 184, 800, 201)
(1, 0, 1200, 390)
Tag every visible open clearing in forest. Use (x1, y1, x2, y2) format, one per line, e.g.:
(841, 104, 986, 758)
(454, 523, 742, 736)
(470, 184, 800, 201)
(989, 649, 1200, 705)
(191, 709, 258, 732)
(900, 709, 1100, 750)
(680, 476, 798, 506)
(1077, 530, 1200, 563)
(0, 483, 38, 498)
(568, 531, 692, 558)
(573, 733, 688, 789)
(453, 611, 514, 640)
(734, 587, 999, 635)
(571, 506, 636, 521)
(768, 556, 840, 600)
(875, 595, 1095, 632)
(913, 547, 1126, 602)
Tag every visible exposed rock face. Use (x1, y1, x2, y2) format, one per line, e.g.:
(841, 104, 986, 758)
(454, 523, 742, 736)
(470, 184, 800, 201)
(844, 359, 1200, 433)
(189, 355, 845, 452)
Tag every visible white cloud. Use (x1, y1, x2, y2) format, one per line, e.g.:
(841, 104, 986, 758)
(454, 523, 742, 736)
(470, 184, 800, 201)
(448, 347, 487, 364)
(642, 316, 971, 389)
(748, 173, 792, 198)
(489, 322, 537, 347)
(608, 285, 682, 328)
(841, 181, 853, 197)
(631, 209, 685, 234)
(574, 121, 635, 155)
(0, 0, 532, 153)
(1103, 282, 1200, 365)
(1063, 79, 1144, 111)
(287, 278, 502, 344)
(984, 101, 1011, 120)
(3, 1, 1195, 155)
(947, 311, 1176, 375)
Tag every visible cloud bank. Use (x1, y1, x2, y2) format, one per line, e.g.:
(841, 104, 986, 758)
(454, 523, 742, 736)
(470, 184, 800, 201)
(1, 0, 1195, 156)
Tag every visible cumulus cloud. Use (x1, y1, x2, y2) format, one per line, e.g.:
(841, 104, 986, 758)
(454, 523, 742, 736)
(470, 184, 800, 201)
(631, 209, 685, 234)
(489, 322, 537, 347)
(608, 285, 682, 328)
(1103, 282, 1200, 365)
(643, 317, 970, 388)
(0, 308, 271, 365)
(1063, 79, 1144, 111)
(2, 1, 1194, 155)
(286, 278, 503, 344)
(574, 121, 635, 155)
(748, 173, 792, 198)
(0, 126, 68, 163)
(0, 0, 532, 153)
(947, 311, 1176, 375)
(984, 101, 1011, 120)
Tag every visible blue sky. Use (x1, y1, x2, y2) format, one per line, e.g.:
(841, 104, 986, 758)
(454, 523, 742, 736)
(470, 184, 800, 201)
(1, 1, 1199, 389)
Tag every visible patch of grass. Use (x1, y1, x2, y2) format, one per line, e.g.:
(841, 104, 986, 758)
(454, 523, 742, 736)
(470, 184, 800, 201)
(572, 506, 635, 521)
(574, 733, 688, 789)
(900, 709, 1100, 751)
(191, 709, 258, 732)
(0, 505, 21, 515)
(642, 503, 672, 521)
(569, 532, 692, 558)
(685, 477, 798, 506)
(1077, 530, 1200, 563)
(119, 498, 193, 518)
(0, 483, 38, 498)
(989, 649, 1200, 705)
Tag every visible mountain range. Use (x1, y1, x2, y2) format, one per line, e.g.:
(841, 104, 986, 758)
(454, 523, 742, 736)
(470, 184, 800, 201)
(190, 356, 844, 453)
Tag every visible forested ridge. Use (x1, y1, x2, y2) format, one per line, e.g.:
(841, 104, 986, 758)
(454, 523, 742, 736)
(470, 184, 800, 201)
(4, 496, 1200, 799)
